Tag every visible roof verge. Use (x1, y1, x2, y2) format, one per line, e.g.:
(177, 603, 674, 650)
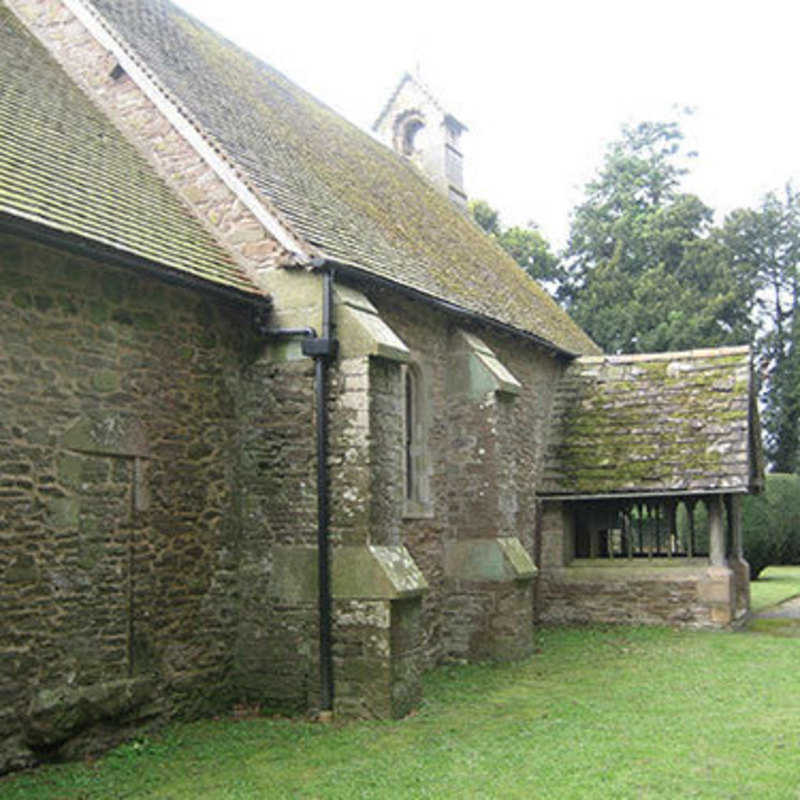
(62, 0, 312, 263)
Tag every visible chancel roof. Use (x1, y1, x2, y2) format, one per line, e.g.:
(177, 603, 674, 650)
(540, 347, 764, 499)
(0, 4, 260, 297)
(82, 0, 598, 355)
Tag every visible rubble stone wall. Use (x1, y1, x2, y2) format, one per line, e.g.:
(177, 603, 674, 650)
(234, 353, 318, 712)
(0, 234, 258, 771)
(369, 290, 564, 667)
(539, 568, 716, 627)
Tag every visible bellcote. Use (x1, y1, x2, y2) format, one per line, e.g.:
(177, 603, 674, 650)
(373, 72, 468, 210)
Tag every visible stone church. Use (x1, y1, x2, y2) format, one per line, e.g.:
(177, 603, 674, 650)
(0, 0, 762, 772)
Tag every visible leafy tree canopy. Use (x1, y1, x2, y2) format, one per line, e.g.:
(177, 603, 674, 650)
(562, 120, 753, 354)
(723, 185, 800, 471)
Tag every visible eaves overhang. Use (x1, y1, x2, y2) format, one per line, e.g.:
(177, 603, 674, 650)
(314, 254, 579, 361)
(0, 211, 272, 312)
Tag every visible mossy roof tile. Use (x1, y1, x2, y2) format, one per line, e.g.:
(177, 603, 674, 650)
(84, 0, 598, 355)
(541, 347, 763, 497)
(0, 4, 260, 296)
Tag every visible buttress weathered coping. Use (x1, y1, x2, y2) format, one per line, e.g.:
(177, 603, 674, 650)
(257, 274, 411, 363)
(271, 545, 428, 603)
(444, 538, 537, 583)
(447, 330, 522, 399)
(334, 285, 410, 362)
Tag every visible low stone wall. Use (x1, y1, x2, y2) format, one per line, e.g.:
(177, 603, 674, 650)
(539, 561, 735, 628)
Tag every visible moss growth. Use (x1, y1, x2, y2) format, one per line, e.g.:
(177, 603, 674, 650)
(58, 296, 78, 316)
(547, 350, 753, 494)
(111, 309, 134, 326)
(133, 312, 158, 331)
(88, 302, 108, 324)
(92, 370, 119, 393)
(12, 292, 32, 309)
(0, 6, 257, 296)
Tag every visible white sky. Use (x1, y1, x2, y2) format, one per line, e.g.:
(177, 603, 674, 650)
(174, 0, 800, 248)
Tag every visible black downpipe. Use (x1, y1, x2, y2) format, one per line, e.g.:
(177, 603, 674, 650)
(301, 268, 337, 714)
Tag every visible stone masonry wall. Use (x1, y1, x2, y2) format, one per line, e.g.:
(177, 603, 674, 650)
(330, 596, 422, 719)
(367, 357, 404, 548)
(369, 289, 565, 667)
(368, 295, 446, 666)
(326, 355, 424, 717)
(235, 346, 424, 719)
(0, 234, 261, 771)
(234, 353, 318, 712)
(329, 357, 372, 548)
(539, 569, 715, 627)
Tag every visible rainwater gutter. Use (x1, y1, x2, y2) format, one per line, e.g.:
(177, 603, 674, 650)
(312, 255, 578, 362)
(0, 213, 273, 315)
(263, 263, 337, 717)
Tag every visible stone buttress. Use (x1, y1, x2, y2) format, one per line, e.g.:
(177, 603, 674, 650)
(250, 274, 428, 719)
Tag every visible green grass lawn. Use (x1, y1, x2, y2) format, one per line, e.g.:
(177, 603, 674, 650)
(5, 623, 800, 799)
(750, 565, 800, 611)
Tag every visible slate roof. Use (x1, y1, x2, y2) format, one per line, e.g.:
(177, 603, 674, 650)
(540, 347, 764, 498)
(0, 4, 260, 297)
(82, 0, 598, 355)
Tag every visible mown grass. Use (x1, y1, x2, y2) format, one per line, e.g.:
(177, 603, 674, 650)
(750, 565, 800, 611)
(4, 624, 800, 799)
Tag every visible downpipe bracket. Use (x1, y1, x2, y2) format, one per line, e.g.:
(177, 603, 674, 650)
(301, 336, 338, 359)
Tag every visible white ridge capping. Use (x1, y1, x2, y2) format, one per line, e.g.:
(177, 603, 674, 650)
(63, 0, 310, 263)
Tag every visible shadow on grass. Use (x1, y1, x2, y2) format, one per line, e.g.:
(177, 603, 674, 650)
(750, 565, 800, 612)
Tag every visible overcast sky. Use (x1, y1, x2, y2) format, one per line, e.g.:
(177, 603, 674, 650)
(174, 0, 800, 248)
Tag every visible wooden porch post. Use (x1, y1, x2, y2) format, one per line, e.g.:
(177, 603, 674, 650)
(708, 494, 726, 567)
(728, 495, 743, 559)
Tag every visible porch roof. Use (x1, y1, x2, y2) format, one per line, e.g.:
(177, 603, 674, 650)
(540, 346, 764, 499)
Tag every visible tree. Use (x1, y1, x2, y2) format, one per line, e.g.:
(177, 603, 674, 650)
(723, 186, 800, 471)
(562, 120, 753, 354)
(470, 199, 500, 237)
(470, 200, 562, 286)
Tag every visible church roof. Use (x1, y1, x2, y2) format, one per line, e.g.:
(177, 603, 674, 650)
(540, 347, 763, 499)
(81, 0, 599, 355)
(0, 4, 260, 298)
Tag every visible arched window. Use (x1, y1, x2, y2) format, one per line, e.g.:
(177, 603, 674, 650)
(405, 367, 417, 501)
(393, 111, 426, 158)
(401, 118, 424, 156)
(403, 363, 430, 514)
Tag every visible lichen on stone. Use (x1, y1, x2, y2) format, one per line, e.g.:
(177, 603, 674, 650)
(541, 347, 760, 496)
